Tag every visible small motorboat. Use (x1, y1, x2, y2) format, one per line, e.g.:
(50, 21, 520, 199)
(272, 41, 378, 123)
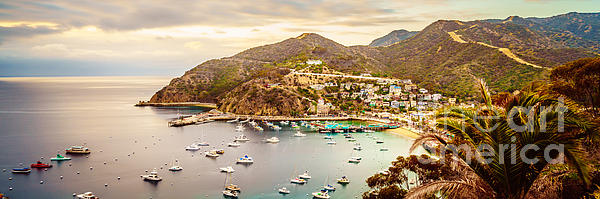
(337, 176, 350, 184)
(50, 154, 71, 161)
(312, 189, 331, 199)
(266, 137, 280, 143)
(228, 142, 241, 147)
(376, 140, 384, 144)
(326, 140, 336, 145)
(323, 136, 333, 139)
(141, 169, 162, 182)
(347, 138, 357, 142)
(234, 135, 250, 142)
(222, 190, 238, 198)
(380, 148, 389, 151)
(185, 144, 200, 151)
(215, 149, 225, 154)
(290, 177, 306, 184)
(205, 150, 219, 158)
(278, 187, 291, 194)
(66, 146, 91, 154)
(298, 171, 312, 179)
(353, 145, 362, 151)
(11, 168, 31, 174)
(348, 158, 361, 163)
(220, 166, 235, 173)
(168, 160, 183, 171)
(294, 131, 307, 137)
(75, 192, 99, 199)
(30, 161, 52, 168)
(324, 184, 336, 191)
(225, 184, 241, 192)
(236, 155, 253, 164)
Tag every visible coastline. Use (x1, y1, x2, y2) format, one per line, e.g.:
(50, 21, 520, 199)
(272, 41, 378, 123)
(135, 102, 217, 108)
(385, 127, 421, 139)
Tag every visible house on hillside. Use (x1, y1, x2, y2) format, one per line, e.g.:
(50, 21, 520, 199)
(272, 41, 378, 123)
(419, 88, 428, 94)
(306, 60, 322, 65)
(310, 84, 325, 90)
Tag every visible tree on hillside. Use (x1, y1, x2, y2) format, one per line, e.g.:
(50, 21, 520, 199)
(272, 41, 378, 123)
(550, 57, 600, 117)
(402, 78, 595, 199)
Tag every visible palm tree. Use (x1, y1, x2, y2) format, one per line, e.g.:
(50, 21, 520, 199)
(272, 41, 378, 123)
(407, 78, 594, 199)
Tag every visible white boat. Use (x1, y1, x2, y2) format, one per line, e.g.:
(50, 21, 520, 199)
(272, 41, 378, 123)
(337, 176, 350, 184)
(222, 190, 238, 198)
(271, 125, 282, 130)
(326, 140, 336, 145)
(254, 126, 264, 131)
(353, 144, 362, 151)
(205, 150, 219, 157)
(266, 137, 280, 143)
(185, 144, 200, 151)
(290, 177, 306, 184)
(293, 131, 307, 137)
(234, 134, 250, 142)
(312, 190, 331, 199)
(280, 121, 289, 125)
(347, 138, 357, 142)
(323, 136, 333, 139)
(75, 192, 99, 199)
(278, 187, 290, 194)
(141, 169, 162, 182)
(236, 155, 253, 164)
(220, 166, 235, 173)
(168, 159, 183, 171)
(364, 129, 375, 133)
(249, 121, 257, 126)
(228, 141, 241, 147)
(348, 157, 361, 163)
(324, 184, 336, 191)
(298, 171, 311, 179)
(376, 140, 384, 144)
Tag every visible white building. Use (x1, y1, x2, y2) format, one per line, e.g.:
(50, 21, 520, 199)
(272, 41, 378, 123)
(306, 60, 322, 65)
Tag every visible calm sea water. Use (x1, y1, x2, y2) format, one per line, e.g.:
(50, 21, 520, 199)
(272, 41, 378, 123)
(0, 76, 416, 199)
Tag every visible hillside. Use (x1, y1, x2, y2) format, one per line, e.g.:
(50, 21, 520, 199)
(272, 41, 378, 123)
(369, 29, 418, 47)
(149, 12, 599, 115)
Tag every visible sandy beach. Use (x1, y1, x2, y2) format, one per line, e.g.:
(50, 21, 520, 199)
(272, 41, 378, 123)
(385, 127, 421, 139)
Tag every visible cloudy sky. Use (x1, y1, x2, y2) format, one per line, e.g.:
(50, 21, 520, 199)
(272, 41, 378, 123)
(0, 0, 598, 76)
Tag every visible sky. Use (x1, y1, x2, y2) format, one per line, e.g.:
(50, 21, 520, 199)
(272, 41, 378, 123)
(0, 0, 599, 77)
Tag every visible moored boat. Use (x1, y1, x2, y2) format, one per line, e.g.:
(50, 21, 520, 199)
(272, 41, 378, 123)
(220, 166, 235, 173)
(290, 177, 306, 184)
(234, 134, 250, 142)
(222, 190, 238, 198)
(30, 161, 52, 168)
(278, 187, 290, 194)
(141, 169, 162, 182)
(298, 171, 311, 179)
(293, 131, 307, 137)
(266, 137, 280, 143)
(205, 150, 219, 158)
(50, 154, 71, 161)
(228, 141, 241, 147)
(312, 189, 331, 199)
(236, 155, 253, 164)
(75, 192, 99, 199)
(11, 168, 31, 174)
(66, 146, 90, 154)
(337, 176, 350, 184)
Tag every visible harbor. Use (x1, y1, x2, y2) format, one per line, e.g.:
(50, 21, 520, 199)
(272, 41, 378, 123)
(0, 77, 421, 199)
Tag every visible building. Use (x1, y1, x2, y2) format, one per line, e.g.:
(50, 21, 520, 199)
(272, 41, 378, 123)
(389, 85, 402, 95)
(419, 88, 428, 94)
(306, 60, 322, 65)
(310, 84, 325, 90)
(449, 98, 457, 104)
(391, 101, 400, 108)
(432, 94, 442, 101)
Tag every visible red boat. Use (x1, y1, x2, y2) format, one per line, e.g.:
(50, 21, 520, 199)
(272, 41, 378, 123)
(30, 161, 52, 168)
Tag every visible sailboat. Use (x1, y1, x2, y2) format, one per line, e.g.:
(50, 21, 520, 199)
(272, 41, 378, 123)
(168, 159, 183, 171)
